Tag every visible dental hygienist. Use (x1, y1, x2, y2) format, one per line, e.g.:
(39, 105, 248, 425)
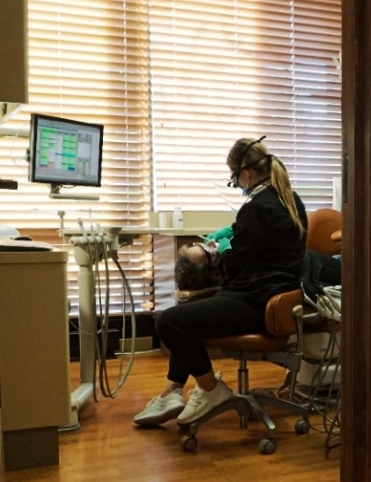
(133, 136, 308, 428)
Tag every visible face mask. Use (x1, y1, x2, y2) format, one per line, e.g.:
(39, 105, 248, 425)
(240, 186, 248, 196)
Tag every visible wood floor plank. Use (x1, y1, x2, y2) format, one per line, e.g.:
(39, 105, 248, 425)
(4, 351, 340, 482)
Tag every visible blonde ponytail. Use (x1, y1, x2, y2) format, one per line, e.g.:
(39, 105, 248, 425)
(270, 157, 306, 237)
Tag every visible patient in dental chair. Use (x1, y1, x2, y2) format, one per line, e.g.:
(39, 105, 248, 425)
(175, 241, 341, 303)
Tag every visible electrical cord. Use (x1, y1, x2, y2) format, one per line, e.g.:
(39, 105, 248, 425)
(111, 251, 136, 391)
(94, 246, 136, 398)
(9, 121, 29, 169)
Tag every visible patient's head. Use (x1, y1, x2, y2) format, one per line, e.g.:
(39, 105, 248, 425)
(175, 242, 222, 291)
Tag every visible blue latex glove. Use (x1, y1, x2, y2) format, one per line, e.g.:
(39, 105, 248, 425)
(217, 237, 232, 255)
(205, 226, 233, 243)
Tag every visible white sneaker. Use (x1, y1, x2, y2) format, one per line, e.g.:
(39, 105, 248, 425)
(177, 379, 233, 425)
(133, 389, 185, 426)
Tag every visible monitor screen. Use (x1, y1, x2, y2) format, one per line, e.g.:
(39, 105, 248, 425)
(29, 113, 103, 192)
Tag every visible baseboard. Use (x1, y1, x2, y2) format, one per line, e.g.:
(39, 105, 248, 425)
(69, 313, 158, 360)
(119, 336, 153, 353)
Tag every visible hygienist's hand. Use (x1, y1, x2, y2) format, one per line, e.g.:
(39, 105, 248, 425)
(204, 239, 218, 250)
(205, 226, 233, 243)
(216, 237, 232, 255)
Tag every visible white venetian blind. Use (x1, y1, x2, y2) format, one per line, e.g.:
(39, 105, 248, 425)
(0, 0, 153, 314)
(149, 0, 342, 213)
(0, 0, 342, 314)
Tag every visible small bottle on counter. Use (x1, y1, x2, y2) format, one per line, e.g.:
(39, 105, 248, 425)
(172, 206, 183, 229)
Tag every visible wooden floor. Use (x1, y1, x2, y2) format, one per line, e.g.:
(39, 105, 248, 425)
(4, 351, 340, 482)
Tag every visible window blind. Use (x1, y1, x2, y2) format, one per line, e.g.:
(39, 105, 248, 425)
(0, 0, 153, 314)
(0, 0, 342, 315)
(149, 0, 342, 213)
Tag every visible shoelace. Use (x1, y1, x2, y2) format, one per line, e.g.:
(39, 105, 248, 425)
(187, 387, 204, 407)
(146, 397, 160, 408)
(186, 371, 223, 399)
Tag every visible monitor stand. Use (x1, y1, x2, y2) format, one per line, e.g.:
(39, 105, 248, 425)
(49, 183, 100, 201)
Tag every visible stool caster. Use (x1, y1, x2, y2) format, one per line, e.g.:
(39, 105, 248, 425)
(180, 435, 198, 452)
(295, 419, 310, 435)
(258, 438, 276, 454)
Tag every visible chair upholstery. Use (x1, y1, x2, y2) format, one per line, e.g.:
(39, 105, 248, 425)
(206, 290, 302, 352)
(180, 289, 309, 454)
(305, 208, 342, 256)
(331, 229, 342, 243)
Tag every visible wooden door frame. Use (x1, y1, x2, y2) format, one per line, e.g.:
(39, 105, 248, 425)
(341, 0, 371, 480)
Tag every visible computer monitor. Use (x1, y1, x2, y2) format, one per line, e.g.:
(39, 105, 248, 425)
(29, 113, 103, 200)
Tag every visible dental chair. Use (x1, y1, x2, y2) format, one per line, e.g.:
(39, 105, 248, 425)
(180, 289, 310, 454)
(296, 208, 342, 407)
(301, 207, 342, 319)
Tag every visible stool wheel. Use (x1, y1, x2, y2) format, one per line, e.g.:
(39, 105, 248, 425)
(258, 438, 276, 454)
(180, 435, 198, 452)
(295, 419, 310, 435)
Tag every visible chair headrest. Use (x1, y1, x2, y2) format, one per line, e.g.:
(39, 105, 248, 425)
(265, 289, 303, 337)
(306, 208, 342, 256)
